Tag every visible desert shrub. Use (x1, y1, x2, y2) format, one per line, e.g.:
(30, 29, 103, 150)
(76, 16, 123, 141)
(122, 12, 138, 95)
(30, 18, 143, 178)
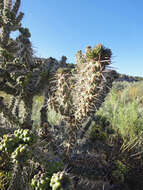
(112, 81, 130, 92)
(98, 81, 143, 150)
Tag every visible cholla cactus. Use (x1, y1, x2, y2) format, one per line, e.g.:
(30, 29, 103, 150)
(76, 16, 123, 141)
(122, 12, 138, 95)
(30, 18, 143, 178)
(0, 0, 24, 61)
(16, 27, 34, 69)
(49, 44, 118, 153)
(74, 44, 113, 123)
(0, 96, 20, 125)
(0, 1, 122, 190)
(50, 44, 115, 125)
(9, 96, 16, 113)
(51, 68, 74, 123)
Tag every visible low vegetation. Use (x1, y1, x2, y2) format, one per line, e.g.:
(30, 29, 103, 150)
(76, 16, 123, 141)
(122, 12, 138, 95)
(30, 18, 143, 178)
(98, 81, 143, 150)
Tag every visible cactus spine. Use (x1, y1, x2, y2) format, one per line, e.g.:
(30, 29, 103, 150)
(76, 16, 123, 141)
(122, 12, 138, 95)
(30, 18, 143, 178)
(49, 44, 117, 153)
(0, 0, 24, 61)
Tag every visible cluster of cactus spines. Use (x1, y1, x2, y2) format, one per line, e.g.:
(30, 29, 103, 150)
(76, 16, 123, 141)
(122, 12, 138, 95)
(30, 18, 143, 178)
(8, 96, 21, 118)
(0, 93, 32, 129)
(0, 59, 58, 129)
(0, 0, 24, 61)
(52, 68, 74, 122)
(73, 44, 112, 123)
(48, 68, 78, 154)
(9, 96, 16, 112)
(16, 27, 34, 69)
(48, 45, 117, 154)
(50, 45, 114, 127)
(0, 96, 20, 125)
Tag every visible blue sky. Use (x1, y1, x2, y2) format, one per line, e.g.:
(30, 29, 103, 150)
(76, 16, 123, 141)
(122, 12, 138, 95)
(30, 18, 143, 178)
(20, 0, 143, 76)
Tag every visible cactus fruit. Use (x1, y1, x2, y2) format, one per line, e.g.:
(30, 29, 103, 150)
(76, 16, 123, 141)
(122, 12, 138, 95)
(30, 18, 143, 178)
(0, 129, 37, 164)
(50, 171, 72, 190)
(31, 171, 50, 190)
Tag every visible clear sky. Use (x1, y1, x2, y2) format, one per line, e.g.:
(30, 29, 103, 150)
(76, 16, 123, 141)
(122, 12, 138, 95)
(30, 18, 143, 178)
(19, 0, 143, 76)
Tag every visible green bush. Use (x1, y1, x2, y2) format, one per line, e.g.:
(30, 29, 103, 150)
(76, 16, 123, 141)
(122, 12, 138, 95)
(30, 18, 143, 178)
(98, 81, 143, 149)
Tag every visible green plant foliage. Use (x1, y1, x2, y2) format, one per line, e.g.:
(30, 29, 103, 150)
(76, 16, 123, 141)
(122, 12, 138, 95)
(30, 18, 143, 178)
(89, 124, 107, 142)
(98, 81, 143, 146)
(111, 160, 129, 184)
(116, 160, 129, 176)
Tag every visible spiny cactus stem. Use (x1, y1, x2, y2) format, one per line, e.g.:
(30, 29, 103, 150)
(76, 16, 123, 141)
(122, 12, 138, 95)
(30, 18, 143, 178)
(9, 96, 16, 112)
(0, 96, 20, 125)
